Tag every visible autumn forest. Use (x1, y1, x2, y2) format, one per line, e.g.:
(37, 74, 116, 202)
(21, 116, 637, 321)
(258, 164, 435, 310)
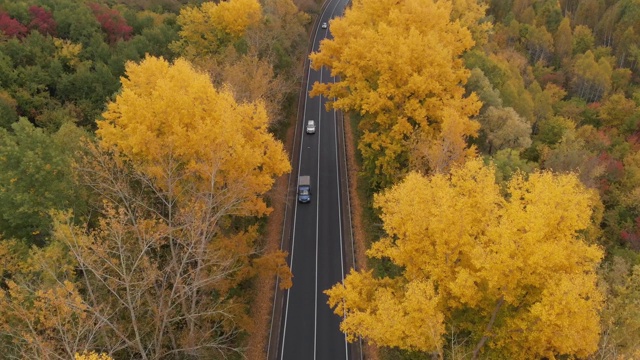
(0, 0, 639, 359)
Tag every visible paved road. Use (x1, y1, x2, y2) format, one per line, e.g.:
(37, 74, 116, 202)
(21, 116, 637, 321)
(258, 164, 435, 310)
(272, 0, 355, 359)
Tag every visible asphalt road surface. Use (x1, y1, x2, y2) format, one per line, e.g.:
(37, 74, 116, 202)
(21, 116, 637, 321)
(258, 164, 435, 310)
(271, 0, 357, 358)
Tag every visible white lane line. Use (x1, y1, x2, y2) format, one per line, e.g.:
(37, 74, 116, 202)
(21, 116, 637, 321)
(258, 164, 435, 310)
(325, 0, 351, 358)
(327, 2, 355, 357)
(313, 65, 323, 360)
(318, 1, 350, 359)
(331, 97, 349, 359)
(314, 0, 345, 357)
(335, 0, 363, 355)
(279, 0, 337, 357)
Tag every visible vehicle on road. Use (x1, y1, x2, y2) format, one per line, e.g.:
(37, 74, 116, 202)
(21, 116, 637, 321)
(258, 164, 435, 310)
(298, 175, 311, 203)
(306, 120, 316, 134)
(321, 22, 328, 29)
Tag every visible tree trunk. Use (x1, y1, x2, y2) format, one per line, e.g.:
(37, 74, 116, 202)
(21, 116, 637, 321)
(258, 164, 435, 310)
(472, 297, 505, 360)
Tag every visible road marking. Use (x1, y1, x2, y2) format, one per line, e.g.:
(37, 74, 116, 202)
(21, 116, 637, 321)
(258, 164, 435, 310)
(325, 0, 351, 357)
(313, 66, 323, 360)
(332, 97, 349, 359)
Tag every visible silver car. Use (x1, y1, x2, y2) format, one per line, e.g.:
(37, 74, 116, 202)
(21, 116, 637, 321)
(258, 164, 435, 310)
(306, 120, 316, 134)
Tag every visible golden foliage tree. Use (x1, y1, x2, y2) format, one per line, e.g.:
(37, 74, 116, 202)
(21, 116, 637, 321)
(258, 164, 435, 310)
(75, 352, 114, 360)
(309, 0, 481, 187)
(97, 55, 290, 215)
(326, 159, 604, 359)
(172, 0, 308, 128)
(174, 0, 262, 57)
(451, 0, 492, 46)
(0, 235, 102, 359)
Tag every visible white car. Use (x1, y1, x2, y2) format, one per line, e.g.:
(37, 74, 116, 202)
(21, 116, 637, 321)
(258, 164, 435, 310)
(321, 22, 328, 29)
(306, 120, 316, 134)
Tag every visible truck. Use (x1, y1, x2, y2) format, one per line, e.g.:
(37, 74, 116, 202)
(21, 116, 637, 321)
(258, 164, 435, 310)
(298, 175, 311, 203)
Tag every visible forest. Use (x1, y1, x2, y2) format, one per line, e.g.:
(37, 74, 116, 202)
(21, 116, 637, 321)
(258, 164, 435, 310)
(0, 0, 639, 359)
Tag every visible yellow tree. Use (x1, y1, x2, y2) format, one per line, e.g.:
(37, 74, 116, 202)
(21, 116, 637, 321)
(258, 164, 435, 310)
(172, 0, 308, 129)
(75, 352, 114, 360)
(0, 236, 103, 360)
(97, 55, 290, 215)
(94, 56, 291, 358)
(451, 0, 492, 46)
(326, 159, 604, 359)
(173, 0, 262, 57)
(309, 0, 481, 187)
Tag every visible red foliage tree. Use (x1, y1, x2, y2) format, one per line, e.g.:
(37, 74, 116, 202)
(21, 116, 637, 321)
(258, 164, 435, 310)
(540, 71, 565, 88)
(621, 217, 640, 251)
(28, 6, 56, 36)
(88, 3, 132, 44)
(599, 152, 625, 182)
(0, 12, 28, 38)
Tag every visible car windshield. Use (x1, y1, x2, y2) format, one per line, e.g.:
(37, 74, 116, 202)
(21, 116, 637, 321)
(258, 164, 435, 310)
(299, 189, 309, 195)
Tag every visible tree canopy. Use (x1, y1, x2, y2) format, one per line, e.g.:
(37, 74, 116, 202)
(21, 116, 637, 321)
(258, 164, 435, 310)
(309, 0, 481, 188)
(327, 159, 604, 359)
(97, 55, 290, 215)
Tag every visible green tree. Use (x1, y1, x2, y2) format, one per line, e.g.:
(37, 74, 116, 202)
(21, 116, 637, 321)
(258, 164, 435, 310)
(574, 0, 605, 30)
(525, 25, 554, 63)
(573, 25, 595, 55)
(490, 148, 536, 184)
(465, 67, 503, 113)
(490, 50, 535, 122)
(541, 129, 603, 187)
(0, 90, 18, 129)
(0, 118, 87, 242)
(52, 1, 102, 47)
(554, 16, 572, 64)
(599, 92, 638, 130)
(571, 50, 612, 102)
(536, 115, 576, 145)
(478, 106, 532, 154)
